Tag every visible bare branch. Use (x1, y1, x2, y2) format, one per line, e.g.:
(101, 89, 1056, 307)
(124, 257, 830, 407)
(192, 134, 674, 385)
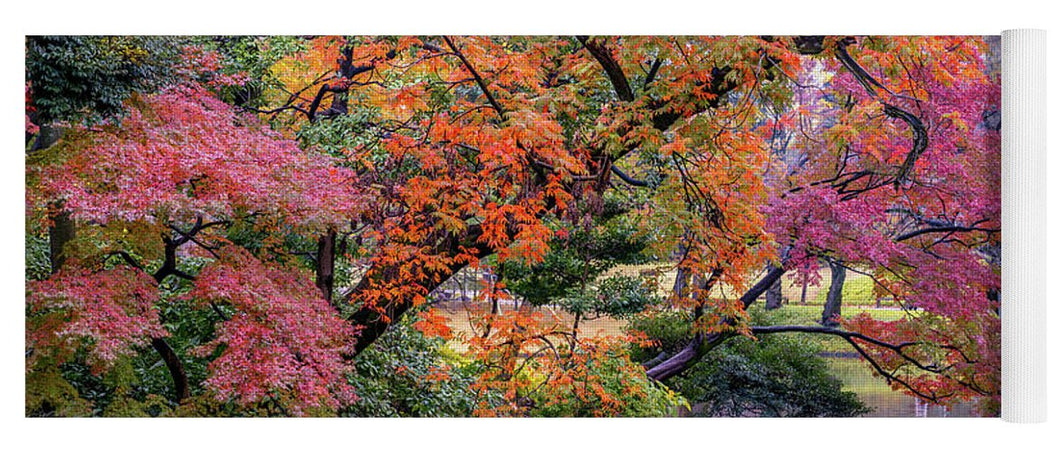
(610, 164, 650, 187)
(751, 324, 972, 402)
(105, 251, 145, 271)
(834, 39, 928, 188)
(894, 224, 999, 242)
(443, 36, 505, 116)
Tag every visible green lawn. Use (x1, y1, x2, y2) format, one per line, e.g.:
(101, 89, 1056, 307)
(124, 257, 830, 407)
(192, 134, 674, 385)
(606, 263, 899, 308)
(758, 304, 907, 322)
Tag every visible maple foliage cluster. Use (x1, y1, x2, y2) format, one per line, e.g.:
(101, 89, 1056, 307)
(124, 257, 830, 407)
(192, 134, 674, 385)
(30, 83, 364, 229)
(185, 247, 359, 414)
(25, 35, 1000, 416)
(27, 265, 165, 372)
(762, 37, 1001, 410)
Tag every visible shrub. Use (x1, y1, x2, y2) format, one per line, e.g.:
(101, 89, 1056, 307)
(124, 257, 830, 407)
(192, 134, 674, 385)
(626, 310, 868, 417)
(343, 316, 489, 417)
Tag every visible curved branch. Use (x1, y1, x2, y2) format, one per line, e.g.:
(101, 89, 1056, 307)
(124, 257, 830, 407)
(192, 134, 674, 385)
(577, 36, 634, 102)
(644, 261, 788, 380)
(885, 105, 929, 186)
(834, 39, 928, 187)
(645, 266, 729, 381)
(894, 224, 999, 242)
(105, 251, 144, 271)
(644, 57, 663, 87)
(751, 324, 983, 401)
(306, 83, 335, 121)
(792, 36, 827, 55)
(752, 324, 914, 352)
(739, 264, 788, 310)
(610, 164, 650, 187)
(645, 334, 704, 381)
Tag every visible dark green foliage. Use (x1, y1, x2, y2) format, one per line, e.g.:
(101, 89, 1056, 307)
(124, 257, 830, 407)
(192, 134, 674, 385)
(27, 355, 174, 417)
(343, 315, 490, 417)
(201, 36, 306, 109)
(503, 198, 651, 314)
(25, 364, 93, 417)
(25, 234, 51, 281)
(673, 333, 868, 417)
(26, 36, 181, 124)
(626, 311, 869, 417)
(625, 310, 694, 363)
(298, 106, 382, 156)
(562, 274, 661, 319)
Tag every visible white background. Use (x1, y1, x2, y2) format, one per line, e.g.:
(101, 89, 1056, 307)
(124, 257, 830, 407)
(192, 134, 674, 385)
(2, 1, 1056, 452)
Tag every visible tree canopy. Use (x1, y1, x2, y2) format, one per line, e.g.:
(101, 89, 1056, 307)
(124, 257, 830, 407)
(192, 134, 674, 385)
(25, 35, 1000, 417)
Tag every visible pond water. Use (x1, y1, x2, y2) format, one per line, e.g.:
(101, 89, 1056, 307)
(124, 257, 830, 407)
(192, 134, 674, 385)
(826, 358, 978, 417)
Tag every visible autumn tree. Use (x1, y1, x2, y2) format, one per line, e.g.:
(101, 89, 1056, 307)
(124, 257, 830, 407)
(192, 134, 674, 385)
(26, 35, 1001, 416)
(27, 40, 366, 415)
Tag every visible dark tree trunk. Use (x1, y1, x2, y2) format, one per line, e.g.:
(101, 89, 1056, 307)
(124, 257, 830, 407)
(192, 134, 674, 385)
(645, 265, 785, 381)
(346, 262, 466, 356)
(34, 125, 189, 404)
(315, 229, 337, 303)
(821, 260, 845, 327)
(800, 279, 809, 305)
(764, 264, 784, 310)
(36, 126, 75, 276)
(151, 338, 190, 403)
(48, 207, 75, 275)
(346, 226, 493, 356)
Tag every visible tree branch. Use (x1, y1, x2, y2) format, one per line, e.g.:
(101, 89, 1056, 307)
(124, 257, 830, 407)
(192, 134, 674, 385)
(444, 36, 505, 116)
(610, 164, 650, 187)
(105, 251, 145, 271)
(151, 337, 190, 403)
(834, 39, 928, 188)
(644, 57, 663, 87)
(751, 324, 972, 402)
(345, 224, 494, 356)
(894, 224, 999, 242)
(644, 259, 787, 381)
(577, 36, 634, 102)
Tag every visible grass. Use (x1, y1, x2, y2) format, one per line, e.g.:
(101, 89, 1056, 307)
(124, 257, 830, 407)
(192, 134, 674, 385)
(760, 305, 906, 323)
(606, 263, 899, 307)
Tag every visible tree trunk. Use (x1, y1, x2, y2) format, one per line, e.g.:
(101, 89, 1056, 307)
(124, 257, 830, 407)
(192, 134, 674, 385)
(151, 338, 190, 403)
(315, 229, 337, 303)
(821, 260, 845, 327)
(645, 265, 782, 381)
(36, 126, 75, 276)
(764, 264, 784, 310)
(345, 226, 494, 356)
(48, 207, 75, 275)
